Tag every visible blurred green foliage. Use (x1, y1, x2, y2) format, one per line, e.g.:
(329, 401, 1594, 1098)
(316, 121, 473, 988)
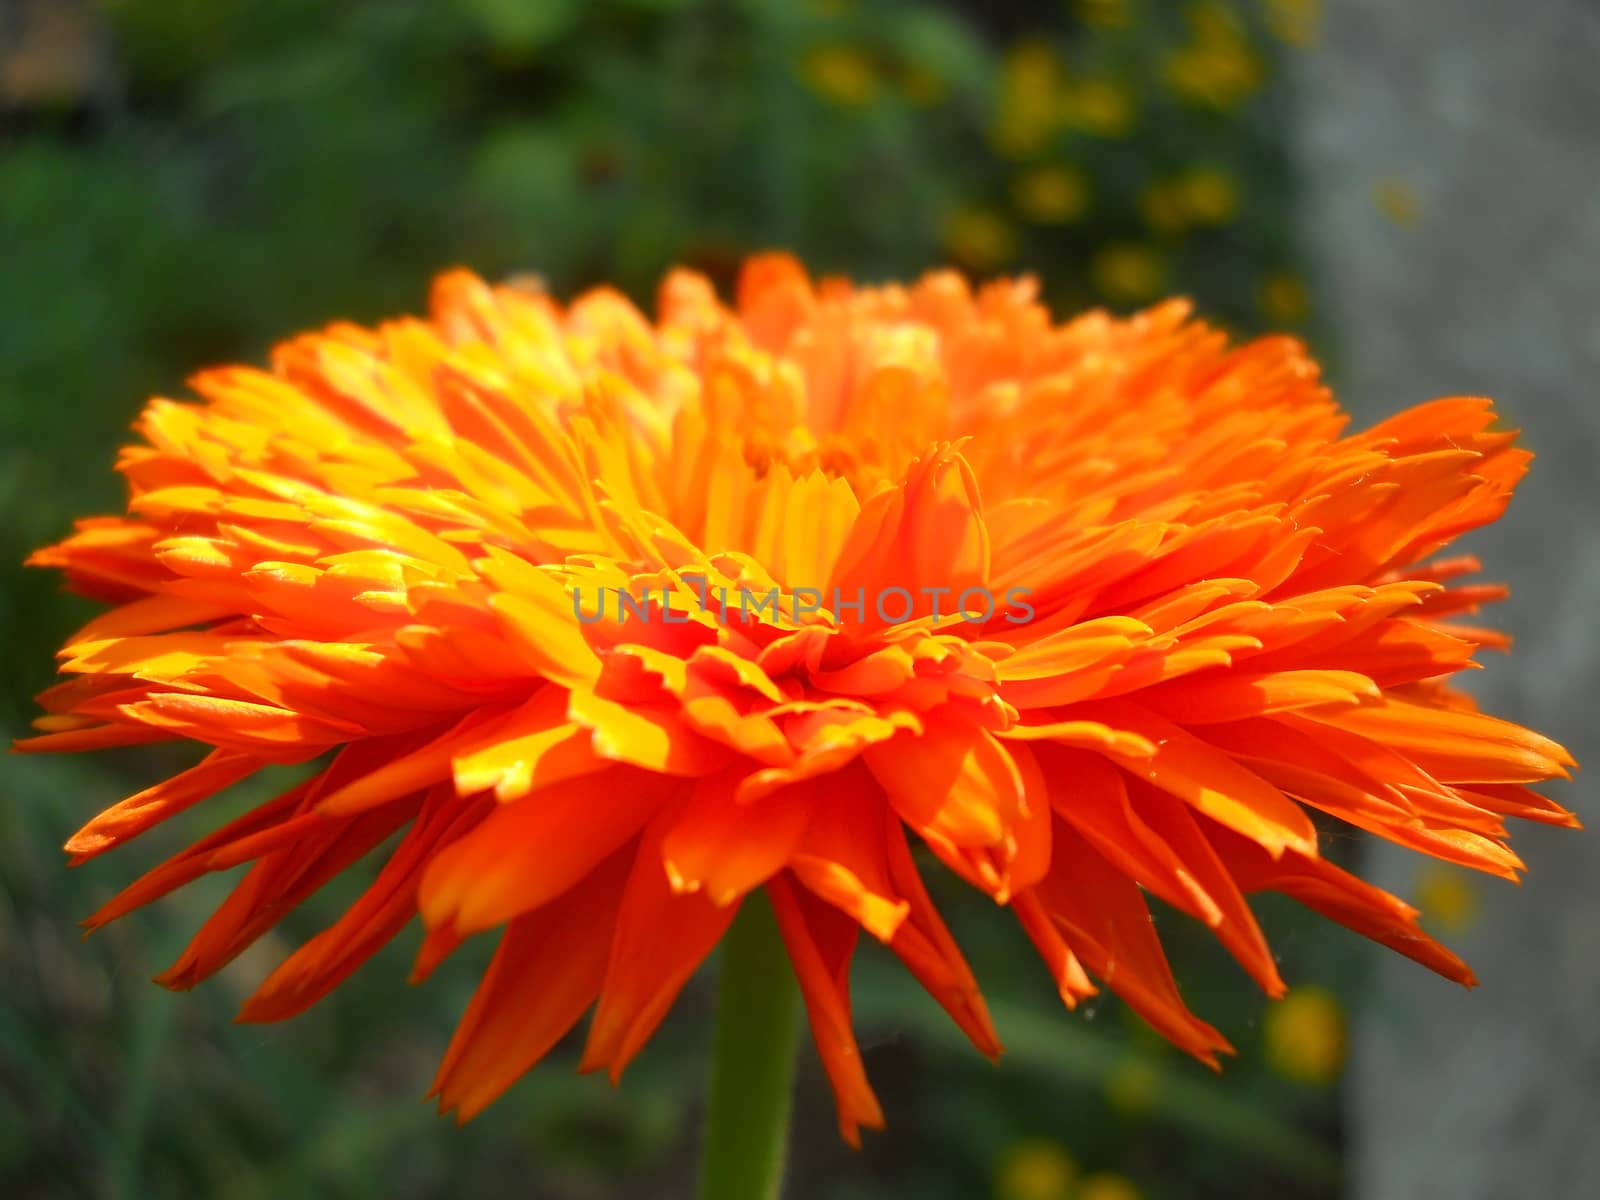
(2, 2, 1348, 1197)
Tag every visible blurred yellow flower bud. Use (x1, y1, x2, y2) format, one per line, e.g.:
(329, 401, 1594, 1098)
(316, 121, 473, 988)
(1264, 986, 1347, 1085)
(1257, 271, 1311, 324)
(1164, 46, 1263, 108)
(1265, 0, 1322, 48)
(1164, 4, 1264, 109)
(1092, 243, 1167, 304)
(992, 41, 1066, 158)
(1079, 1171, 1144, 1200)
(1061, 79, 1137, 137)
(1177, 166, 1239, 224)
(1374, 177, 1423, 227)
(1416, 865, 1479, 934)
(1012, 165, 1091, 224)
(995, 1139, 1077, 1200)
(799, 44, 879, 106)
(944, 207, 1020, 271)
(1105, 1057, 1161, 1117)
(1074, 0, 1134, 31)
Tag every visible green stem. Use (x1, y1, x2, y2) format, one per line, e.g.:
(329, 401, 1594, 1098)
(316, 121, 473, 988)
(698, 891, 802, 1200)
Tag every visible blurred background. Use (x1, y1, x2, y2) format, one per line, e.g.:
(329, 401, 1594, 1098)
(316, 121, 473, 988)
(1, 2, 1594, 1197)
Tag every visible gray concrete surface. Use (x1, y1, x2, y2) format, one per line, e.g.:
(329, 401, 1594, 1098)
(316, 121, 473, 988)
(1293, 2, 1600, 1196)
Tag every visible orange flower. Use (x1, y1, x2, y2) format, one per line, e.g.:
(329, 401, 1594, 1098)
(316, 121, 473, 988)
(19, 254, 1577, 1144)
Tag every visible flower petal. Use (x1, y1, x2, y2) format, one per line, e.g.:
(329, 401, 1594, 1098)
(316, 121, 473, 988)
(767, 874, 885, 1147)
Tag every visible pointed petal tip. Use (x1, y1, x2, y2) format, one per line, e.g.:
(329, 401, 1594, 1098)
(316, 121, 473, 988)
(968, 1007, 1005, 1062)
(1200, 1037, 1238, 1071)
(423, 1091, 454, 1121)
(452, 1094, 494, 1124)
(152, 966, 194, 992)
(410, 920, 467, 983)
(1056, 980, 1098, 1011)
(574, 1047, 608, 1077)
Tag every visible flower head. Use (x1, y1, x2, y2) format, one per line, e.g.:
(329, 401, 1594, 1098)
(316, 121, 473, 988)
(20, 254, 1576, 1142)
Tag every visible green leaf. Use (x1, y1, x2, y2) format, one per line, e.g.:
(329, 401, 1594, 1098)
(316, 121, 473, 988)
(457, 0, 583, 53)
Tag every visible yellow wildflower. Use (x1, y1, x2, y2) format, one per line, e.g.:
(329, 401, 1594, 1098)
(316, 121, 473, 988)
(1177, 167, 1239, 224)
(1374, 178, 1422, 227)
(944, 206, 1020, 270)
(1416, 865, 1479, 935)
(1061, 79, 1137, 137)
(1258, 271, 1311, 324)
(1165, 45, 1263, 108)
(1012, 165, 1091, 224)
(992, 40, 1065, 157)
(1091, 243, 1166, 303)
(1105, 1057, 1161, 1117)
(1165, 2, 1264, 109)
(1074, 0, 1134, 29)
(995, 1140, 1077, 1200)
(800, 44, 880, 107)
(1079, 1172, 1143, 1200)
(1264, 0, 1322, 48)
(1264, 986, 1347, 1085)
